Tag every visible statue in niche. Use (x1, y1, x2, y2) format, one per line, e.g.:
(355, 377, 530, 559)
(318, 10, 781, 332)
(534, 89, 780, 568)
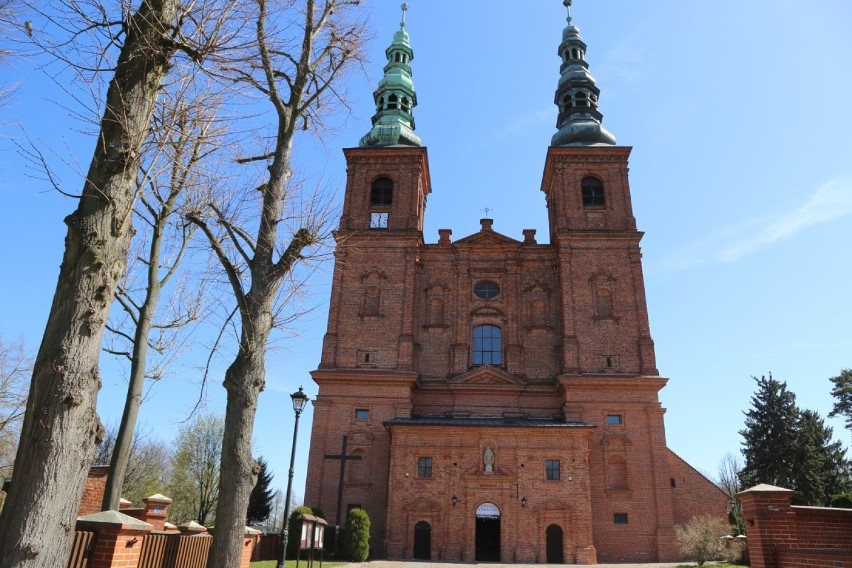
(483, 447, 495, 473)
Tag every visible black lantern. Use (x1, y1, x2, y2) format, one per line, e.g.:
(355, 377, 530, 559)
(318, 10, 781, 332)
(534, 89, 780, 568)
(291, 386, 309, 415)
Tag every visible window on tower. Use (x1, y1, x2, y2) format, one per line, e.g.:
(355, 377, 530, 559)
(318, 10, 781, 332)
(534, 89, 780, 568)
(582, 176, 605, 207)
(418, 457, 433, 478)
(371, 177, 393, 205)
(472, 325, 502, 365)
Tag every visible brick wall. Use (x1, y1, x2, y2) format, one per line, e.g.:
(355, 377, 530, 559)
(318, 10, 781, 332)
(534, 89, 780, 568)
(739, 484, 852, 568)
(667, 449, 729, 527)
(78, 465, 109, 516)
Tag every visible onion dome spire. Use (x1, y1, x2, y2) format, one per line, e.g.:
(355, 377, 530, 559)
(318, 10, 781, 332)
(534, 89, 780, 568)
(359, 3, 421, 147)
(551, 0, 616, 146)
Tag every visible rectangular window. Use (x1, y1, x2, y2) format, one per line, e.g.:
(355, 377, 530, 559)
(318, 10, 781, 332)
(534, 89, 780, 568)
(614, 513, 629, 524)
(355, 409, 370, 421)
(606, 414, 623, 425)
(473, 325, 502, 365)
(546, 459, 560, 481)
(418, 457, 433, 478)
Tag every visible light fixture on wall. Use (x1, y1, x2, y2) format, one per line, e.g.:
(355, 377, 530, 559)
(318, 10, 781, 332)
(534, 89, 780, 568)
(452, 495, 457, 507)
(521, 497, 527, 509)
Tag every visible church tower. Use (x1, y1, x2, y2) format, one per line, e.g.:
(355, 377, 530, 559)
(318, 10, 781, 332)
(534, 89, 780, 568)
(304, 3, 726, 563)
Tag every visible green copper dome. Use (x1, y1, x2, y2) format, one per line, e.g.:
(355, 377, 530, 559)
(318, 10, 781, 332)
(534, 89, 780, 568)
(359, 3, 421, 147)
(552, 0, 616, 146)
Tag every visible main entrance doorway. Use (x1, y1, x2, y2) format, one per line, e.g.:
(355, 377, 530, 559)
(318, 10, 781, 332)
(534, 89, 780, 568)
(413, 521, 431, 560)
(546, 524, 564, 563)
(475, 503, 501, 562)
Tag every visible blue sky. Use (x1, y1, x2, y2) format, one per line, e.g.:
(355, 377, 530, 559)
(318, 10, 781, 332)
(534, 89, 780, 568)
(2, 0, 851, 505)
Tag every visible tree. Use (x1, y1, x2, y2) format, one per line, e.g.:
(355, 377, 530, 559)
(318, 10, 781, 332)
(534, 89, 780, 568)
(0, 0, 19, 109)
(342, 507, 370, 562)
(716, 452, 743, 530)
(166, 413, 223, 526)
(186, 1, 367, 564)
(101, 79, 222, 512)
(792, 409, 850, 506)
(739, 374, 799, 490)
(0, 1, 190, 563)
(0, 336, 30, 513)
(95, 425, 172, 506)
(676, 515, 728, 566)
(246, 456, 274, 525)
(829, 368, 852, 432)
(739, 374, 852, 506)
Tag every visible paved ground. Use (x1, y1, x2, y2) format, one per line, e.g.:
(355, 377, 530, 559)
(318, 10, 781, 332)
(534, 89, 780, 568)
(340, 561, 693, 568)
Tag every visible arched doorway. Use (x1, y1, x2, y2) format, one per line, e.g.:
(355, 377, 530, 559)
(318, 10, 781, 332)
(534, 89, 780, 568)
(475, 503, 501, 562)
(413, 521, 431, 560)
(546, 524, 564, 563)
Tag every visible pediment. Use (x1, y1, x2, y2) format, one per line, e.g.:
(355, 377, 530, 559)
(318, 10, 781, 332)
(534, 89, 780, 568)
(450, 366, 524, 386)
(455, 229, 520, 247)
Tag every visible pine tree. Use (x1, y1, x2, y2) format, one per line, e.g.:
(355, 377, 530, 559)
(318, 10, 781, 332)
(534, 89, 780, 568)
(246, 456, 274, 526)
(828, 368, 852, 431)
(739, 375, 799, 490)
(739, 375, 852, 505)
(791, 410, 829, 505)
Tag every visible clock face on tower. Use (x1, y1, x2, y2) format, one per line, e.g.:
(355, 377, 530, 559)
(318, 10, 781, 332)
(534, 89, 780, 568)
(370, 212, 389, 229)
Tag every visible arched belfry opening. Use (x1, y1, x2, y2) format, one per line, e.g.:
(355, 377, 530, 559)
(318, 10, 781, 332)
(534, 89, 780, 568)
(475, 503, 501, 562)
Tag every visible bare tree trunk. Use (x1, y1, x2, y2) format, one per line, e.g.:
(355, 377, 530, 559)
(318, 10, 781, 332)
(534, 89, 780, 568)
(0, 0, 179, 565)
(190, 1, 366, 564)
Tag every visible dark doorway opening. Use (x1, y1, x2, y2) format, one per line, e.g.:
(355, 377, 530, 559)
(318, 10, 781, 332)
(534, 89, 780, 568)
(475, 503, 501, 562)
(413, 521, 431, 560)
(546, 524, 564, 563)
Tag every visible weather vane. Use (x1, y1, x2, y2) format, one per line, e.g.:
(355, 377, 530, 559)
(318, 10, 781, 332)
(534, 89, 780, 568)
(401, 3, 408, 29)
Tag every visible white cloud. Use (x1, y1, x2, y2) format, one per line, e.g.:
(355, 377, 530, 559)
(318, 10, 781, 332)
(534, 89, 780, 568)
(664, 174, 852, 269)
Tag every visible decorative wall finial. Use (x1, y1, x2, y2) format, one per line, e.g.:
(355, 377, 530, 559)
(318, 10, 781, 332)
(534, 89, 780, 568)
(401, 3, 409, 29)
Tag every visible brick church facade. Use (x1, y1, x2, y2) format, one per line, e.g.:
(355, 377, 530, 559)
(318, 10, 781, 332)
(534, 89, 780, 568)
(304, 3, 727, 563)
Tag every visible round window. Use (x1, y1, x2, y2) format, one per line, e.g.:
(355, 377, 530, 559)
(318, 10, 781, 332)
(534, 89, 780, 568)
(474, 281, 500, 300)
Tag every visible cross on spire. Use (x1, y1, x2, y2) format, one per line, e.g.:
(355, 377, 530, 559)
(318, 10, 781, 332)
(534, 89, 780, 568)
(564, 0, 573, 24)
(482, 207, 492, 219)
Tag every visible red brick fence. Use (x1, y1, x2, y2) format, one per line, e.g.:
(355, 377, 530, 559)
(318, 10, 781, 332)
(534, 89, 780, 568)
(739, 484, 852, 568)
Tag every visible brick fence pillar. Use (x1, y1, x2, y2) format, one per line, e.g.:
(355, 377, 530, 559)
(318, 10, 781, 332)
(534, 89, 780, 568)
(76, 510, 153, 568)
(140, 493, 172, 531)
(737, 483, 796, 568)
(240, 527, 262, 568)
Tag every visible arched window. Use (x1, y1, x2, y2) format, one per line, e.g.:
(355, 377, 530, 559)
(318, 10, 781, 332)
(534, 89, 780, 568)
(401, 97, 410, 113)
(575, 91, 588, 107)
(429, 298, 444, 326)
(363, 286, 380, 316)
(531, 299, 546, 327)
(581, 176, 605, 206)
(388, 94, 398, 109)
(608, 455, 628, 490)
(473, 325, 502, 365)
(371, 177, 393, 205)
(596, 288, 614, 318)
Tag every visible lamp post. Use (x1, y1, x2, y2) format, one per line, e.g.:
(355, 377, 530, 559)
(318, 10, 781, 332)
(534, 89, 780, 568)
(276, 386, 310, 568)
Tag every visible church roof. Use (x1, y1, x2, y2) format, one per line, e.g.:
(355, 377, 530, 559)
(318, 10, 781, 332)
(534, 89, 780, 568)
(385, 417, 594, 428)
(359, 3, 421, 148)
(551, 0, 616, 147)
